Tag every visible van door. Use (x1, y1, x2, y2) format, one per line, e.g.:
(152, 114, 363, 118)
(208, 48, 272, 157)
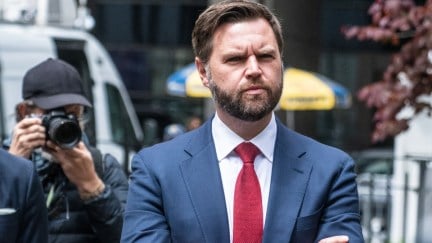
(105, 83, 141, 171)
(54, 38, 97, 146)
(54, 37, 143, 170)
(0, 62, 4, 140)
(0, 25, 56, 140)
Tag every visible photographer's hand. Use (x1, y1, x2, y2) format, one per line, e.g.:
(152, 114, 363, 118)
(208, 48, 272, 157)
(47, 141, 104, 199)
(9, 117, 46, 158)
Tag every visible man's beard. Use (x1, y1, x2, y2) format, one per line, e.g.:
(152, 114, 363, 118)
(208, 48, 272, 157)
(207, 72, 282, 122)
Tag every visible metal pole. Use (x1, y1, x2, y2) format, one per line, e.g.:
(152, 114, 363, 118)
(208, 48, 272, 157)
(415, 160, 427, 243)
(385, 169, 392, 242)
(402, 172, 409, 242)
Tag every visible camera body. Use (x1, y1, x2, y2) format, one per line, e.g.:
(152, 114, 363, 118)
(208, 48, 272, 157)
(40, 110, 82, 149)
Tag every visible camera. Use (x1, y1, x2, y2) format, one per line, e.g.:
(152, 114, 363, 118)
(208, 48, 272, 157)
(40, 110, 82, 149)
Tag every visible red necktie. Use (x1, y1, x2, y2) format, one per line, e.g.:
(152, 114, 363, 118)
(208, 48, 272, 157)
(233, 142, 263, 243)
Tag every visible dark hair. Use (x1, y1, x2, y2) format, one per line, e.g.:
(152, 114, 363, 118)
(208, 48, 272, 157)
(192, 0, 283, 64)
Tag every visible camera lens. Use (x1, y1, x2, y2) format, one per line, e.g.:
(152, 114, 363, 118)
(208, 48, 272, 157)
(47, 117, 82, 149)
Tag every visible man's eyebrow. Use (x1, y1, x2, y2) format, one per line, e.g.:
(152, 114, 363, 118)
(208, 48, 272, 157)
(221, 48, 246, 56)
(259, 46, 278, 53)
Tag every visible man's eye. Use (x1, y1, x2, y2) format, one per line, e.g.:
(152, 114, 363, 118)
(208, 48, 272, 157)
(259, 54, 274, 60)
(226, 56, 243, 63)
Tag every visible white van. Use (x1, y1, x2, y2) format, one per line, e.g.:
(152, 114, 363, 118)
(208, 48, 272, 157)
(0, 19, 144, 171)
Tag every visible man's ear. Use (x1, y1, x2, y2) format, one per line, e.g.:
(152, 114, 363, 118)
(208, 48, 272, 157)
(195, 57, 209, 88)
(15, 102, 27, 122)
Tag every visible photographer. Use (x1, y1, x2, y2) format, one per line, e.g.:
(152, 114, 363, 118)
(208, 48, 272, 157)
(5, 58, 128, 243)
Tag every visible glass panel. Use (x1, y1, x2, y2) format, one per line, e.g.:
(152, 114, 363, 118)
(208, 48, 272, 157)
(105, 83, 137, 146)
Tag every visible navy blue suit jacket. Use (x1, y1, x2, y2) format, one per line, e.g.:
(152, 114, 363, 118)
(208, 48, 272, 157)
(0, 149, 48, 243)
(121, 118, 364, 243)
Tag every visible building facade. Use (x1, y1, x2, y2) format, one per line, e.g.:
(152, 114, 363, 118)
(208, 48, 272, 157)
(89, 0, 393, 150)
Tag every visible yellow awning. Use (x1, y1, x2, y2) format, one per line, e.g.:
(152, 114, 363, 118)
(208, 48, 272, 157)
(166, 64, 351, 110)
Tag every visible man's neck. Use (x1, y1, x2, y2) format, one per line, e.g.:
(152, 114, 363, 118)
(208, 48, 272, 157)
(215, 110, 272, 141)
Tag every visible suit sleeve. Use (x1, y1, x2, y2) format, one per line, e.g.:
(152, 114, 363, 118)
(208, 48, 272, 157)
(20, 162, 48, 243)
(83, 153, 129, 243)
(315, 156, 364, 242)
(121, 152, 172, 243)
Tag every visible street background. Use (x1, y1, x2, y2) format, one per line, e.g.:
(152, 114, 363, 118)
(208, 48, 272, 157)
(87, 1, 430, 242)
(2, 0, 431, 242)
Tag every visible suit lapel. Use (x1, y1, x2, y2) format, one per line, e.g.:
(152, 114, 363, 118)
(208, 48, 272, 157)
(179, 121, 230, 243)
(178, 119, 313, 242)
(263, 122, 313, 243)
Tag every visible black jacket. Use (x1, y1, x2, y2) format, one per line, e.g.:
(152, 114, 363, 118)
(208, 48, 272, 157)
(4, 138, 129, 243)
(44, 151, 128, 243)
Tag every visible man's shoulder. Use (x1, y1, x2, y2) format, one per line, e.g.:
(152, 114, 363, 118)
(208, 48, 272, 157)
(0, 149, 34, 183)
(141, 123, 207, 152)
(136, 135, 190, 159)
(277, 124, 350, 160)
(134, 126, 208, 169)
(0, 149, 33, 171)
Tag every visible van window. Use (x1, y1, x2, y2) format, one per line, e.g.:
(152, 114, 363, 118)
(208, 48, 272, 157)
(55, 39, 97, 146)
(0, 64, 4, 141)
(105, 83, 137, 147)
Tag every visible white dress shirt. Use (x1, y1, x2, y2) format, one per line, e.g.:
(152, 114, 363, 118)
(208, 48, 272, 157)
(212, 113, 276, 242)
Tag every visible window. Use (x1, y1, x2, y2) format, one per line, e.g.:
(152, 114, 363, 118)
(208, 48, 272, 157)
(105, 83, 137, 147)
(93, 3, 206, 46)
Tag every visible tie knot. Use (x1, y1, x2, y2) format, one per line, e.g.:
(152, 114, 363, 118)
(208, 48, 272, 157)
(235, 142, 260, 164)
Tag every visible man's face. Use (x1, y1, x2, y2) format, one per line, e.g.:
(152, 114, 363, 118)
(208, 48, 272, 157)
(27, 104, 85, 126)
(202, 18, 283, 121)
(28, 104, 81, 115)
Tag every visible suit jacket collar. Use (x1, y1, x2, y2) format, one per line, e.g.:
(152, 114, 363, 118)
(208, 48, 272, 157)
(263, 120, 313, 242)
(180, 119, 230, 242)
(180, 118, 312, 242)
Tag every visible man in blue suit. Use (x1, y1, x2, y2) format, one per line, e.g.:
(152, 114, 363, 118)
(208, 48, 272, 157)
(0, 148, 48, 243)
(122, 1, 364, 242)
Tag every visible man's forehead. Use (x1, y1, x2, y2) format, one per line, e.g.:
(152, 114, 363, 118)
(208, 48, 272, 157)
(64, 104, 84, 112)
(37, 104, 84, 113)
(213, 19, 277, 46)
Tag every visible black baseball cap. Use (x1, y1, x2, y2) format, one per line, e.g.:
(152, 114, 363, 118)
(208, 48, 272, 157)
(22, 58, 92, 109)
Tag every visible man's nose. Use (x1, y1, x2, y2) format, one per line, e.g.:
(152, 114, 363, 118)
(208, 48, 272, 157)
(245, 56, 262, 78)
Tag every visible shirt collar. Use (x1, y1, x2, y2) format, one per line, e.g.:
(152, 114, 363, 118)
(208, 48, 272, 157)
(212, 112, 277, 162)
